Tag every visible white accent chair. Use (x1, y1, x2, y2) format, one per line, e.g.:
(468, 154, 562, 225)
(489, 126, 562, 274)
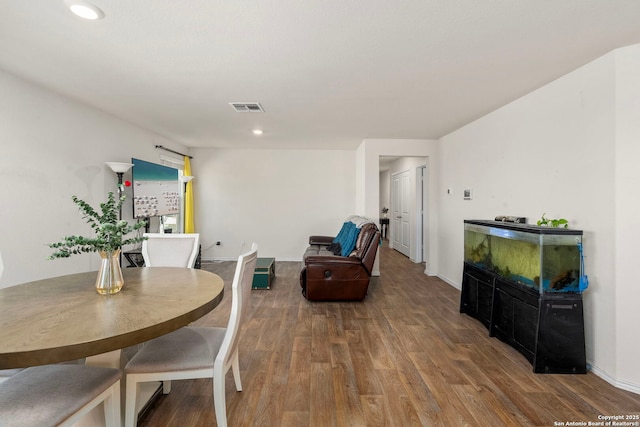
(124, 243, 258, 427)
(0, 365, 121, 427)
(141, 233, 200, 268)
(0, 252, 20, 386)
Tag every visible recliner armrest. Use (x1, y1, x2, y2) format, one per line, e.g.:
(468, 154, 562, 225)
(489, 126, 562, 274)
(309, 235, 335, 246)
(305, 255, 361, 267)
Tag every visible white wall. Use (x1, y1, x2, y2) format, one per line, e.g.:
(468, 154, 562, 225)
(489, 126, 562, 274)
(0, 70, 190, 288)
(191, 147, 356, 261)
(437, 44, 640, 392)
(613, 46, 640, 390)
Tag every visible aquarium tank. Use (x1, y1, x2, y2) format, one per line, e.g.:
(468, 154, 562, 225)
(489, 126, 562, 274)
(464, 220, 585, 293)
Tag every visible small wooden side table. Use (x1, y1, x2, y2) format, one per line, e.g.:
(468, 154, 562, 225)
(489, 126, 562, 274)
(379, 218, 389, 240)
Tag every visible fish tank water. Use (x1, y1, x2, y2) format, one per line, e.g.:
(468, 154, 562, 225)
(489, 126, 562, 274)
(464, 220, 584, 293)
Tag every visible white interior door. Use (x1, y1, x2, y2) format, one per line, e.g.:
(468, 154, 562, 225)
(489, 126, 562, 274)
(391, 170, 411, 257)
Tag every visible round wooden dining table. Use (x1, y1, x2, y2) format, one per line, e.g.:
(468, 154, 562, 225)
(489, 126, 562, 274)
(0, 267, 224, 369)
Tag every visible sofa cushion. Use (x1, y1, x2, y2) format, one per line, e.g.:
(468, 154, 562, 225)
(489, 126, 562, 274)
(304, 245, 336, 260)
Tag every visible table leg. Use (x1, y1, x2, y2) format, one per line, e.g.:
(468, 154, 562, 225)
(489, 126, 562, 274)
(86, 350, 124, 369)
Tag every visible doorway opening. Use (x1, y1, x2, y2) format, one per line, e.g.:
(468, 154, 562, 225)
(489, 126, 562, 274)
(379, 157, 428, 263)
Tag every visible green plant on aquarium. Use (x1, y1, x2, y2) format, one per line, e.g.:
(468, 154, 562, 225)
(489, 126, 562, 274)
(469, 237, 490, 265)
(48, 192, 147, 259)
(537, 213, 568, 229)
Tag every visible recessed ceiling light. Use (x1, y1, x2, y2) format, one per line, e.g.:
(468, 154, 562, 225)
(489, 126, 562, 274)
(253, 129, 263, 135)
(64, 0, 105, 20)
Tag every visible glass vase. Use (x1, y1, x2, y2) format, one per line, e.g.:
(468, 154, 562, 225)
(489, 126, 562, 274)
(96, 249, 124, 295)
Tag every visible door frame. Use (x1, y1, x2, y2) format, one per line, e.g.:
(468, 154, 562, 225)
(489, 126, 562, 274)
(383, 159, 429, 264)
(415, 165, 427, 263)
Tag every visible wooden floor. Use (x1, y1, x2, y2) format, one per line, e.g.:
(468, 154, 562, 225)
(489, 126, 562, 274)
(138, 243, 640, 426)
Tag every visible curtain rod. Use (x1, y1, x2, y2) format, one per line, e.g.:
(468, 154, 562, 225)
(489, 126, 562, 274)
(155, 145, 193, 159)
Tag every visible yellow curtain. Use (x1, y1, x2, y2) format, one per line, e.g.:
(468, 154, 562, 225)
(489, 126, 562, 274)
(183, 156, 195, 233)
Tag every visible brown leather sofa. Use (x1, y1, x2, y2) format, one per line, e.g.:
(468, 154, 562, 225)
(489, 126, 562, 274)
(300, 217, 380, 301)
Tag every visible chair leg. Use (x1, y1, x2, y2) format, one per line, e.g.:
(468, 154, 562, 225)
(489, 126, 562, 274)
(103, 380, 121, 427)
(125, 377, 139, 427)
(231, 351, 242, 392)
(213, 373, 227, 427)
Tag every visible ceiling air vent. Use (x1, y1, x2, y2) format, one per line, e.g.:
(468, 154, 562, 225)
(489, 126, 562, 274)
(229, 102, 264, 113)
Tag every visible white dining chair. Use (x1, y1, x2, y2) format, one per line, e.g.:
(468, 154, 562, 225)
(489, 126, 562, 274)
(141, 233, 200, 268)
(0, 364, 121, 427)
(0, 369, 22, 385)
(124, 243, 258, 427)
(0, 252, 21, 386)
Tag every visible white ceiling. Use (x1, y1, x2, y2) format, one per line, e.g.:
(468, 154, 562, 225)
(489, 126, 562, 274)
(2, 1, 640, 150)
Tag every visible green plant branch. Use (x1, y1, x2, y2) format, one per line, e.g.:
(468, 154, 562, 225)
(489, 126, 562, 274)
(48, 192, 147, 259)
(536, 213, 569, 229)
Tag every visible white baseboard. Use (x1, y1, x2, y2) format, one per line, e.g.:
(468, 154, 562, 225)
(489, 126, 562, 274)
(437, 274, 461, 290)
(589, 364, 640, 395)
(424, 266, 437, 276)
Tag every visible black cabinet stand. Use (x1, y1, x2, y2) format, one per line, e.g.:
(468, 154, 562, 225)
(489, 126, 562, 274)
(460, 263, 586, 374)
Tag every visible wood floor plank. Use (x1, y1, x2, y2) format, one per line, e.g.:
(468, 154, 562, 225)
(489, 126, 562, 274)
(360, 395, 388, 427)
(283, 338, 311, 412)
(453, 358, 535, 426)
(330, 342, 367, 427)
(247, 351, 290, 427)
(377, 368, 424, 427)
(417, 367, 478, 426)
(311, 314, 331, 363)
(362, 324, 396, 370)
(310, 362, 337, 427)
(347, 329, 385, 396)
(137, 242, 640, 426)
(280, 411, 309, 427)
